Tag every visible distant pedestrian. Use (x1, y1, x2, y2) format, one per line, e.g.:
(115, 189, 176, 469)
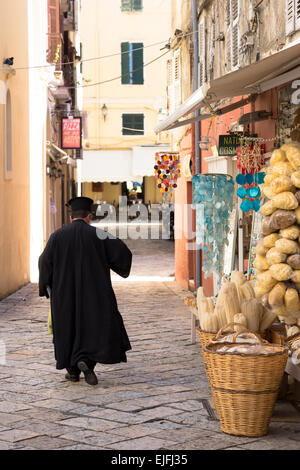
(38, 197, 132, 385)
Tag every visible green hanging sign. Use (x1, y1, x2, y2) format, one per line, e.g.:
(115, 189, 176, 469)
(218, 135, 241, 156)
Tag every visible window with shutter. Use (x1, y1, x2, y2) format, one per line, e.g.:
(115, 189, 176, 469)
(121, 42, 130, 84)
(173, 50, 182, 107)
(122, 114, 144, 135)
(167, 59, 175, 113)
(47, 0, 60, 64)
(286, 0, 295, 35)
(231, 0, 240, 70)
(121, 42, 144, 84)
(286, 0, 300, 34)
(296, 0, 300, 30)
(198, 17, 206, 86)
(121, 0, 143, 11)
(132, 43, 144, 84)
(225, 0, 240, 72)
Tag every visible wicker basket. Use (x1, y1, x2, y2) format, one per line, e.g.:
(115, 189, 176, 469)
(269, 323, 287, 346)
(204, 335, 288, 437)
(196, 328, 216, 349)
(285, 332, 300, 349)
(212, 388, 279, 437)
(197, 323, 251, 384)
(196, 328, 217, 381)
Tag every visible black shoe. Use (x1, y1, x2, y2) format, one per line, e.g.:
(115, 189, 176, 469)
(65, 372, 80, 382)
(77, 361, 98, 386)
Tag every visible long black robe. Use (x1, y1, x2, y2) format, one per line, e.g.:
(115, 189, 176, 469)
(38, 219, 132, 370)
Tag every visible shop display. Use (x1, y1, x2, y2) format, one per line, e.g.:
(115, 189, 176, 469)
(190, 271, 276, 335)
(254, 142, 300, 322)
(154, 152, 181, 197)
(192, 174, 235, 278)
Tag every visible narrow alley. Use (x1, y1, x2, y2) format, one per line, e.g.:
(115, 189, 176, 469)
(0, 239, 299, 450)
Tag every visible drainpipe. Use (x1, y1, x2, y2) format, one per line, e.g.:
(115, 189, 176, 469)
(192, 0, 202, 289)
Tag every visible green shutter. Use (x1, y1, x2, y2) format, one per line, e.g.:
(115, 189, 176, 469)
(134, 114, 144, 133)
(121, 0, 132, 11)
(133, 0, 142, 10)
(121, 0, 142, 11)
(121, 42, 130, 84)
(132, 43, 144, 84)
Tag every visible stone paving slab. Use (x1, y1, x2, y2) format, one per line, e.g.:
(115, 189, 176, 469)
(0, 274, 299, 450)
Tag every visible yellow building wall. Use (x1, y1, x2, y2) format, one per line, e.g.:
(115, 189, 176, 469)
(80, 0, 171, 150)
(83, 182, 122, 205)
(144, 176, 163, 204)
(0, 0, 30, 298)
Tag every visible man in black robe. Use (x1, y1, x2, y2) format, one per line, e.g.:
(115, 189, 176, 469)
(38, 197, 132, 386)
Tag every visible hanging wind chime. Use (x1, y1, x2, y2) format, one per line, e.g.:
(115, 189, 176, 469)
(236, 137, 266, 212)
(154, 152, 181, 197)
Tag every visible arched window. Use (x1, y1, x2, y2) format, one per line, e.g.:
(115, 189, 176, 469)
(4, 89, 12, 179)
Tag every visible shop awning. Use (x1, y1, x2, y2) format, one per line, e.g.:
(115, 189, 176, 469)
(81, 145, 170, 183)
(154, 39, 300, 133)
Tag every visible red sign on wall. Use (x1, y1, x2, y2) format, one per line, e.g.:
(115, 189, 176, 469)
(61, 117, 82, 149)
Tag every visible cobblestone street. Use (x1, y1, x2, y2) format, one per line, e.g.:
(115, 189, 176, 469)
(0, 239, 299, 450)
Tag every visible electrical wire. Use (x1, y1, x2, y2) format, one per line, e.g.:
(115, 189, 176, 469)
(0, 30, 195, 72)
(62, 49, 171, 89)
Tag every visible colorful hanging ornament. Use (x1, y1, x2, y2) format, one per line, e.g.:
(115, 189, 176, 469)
(237, 138, 265, 174)
(154, 153, 180, 197)
(235, 171, 265, 213)
(235, 137, 266, 213)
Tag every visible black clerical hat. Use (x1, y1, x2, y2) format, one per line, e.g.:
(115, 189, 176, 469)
(67, 197, 93, 212)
